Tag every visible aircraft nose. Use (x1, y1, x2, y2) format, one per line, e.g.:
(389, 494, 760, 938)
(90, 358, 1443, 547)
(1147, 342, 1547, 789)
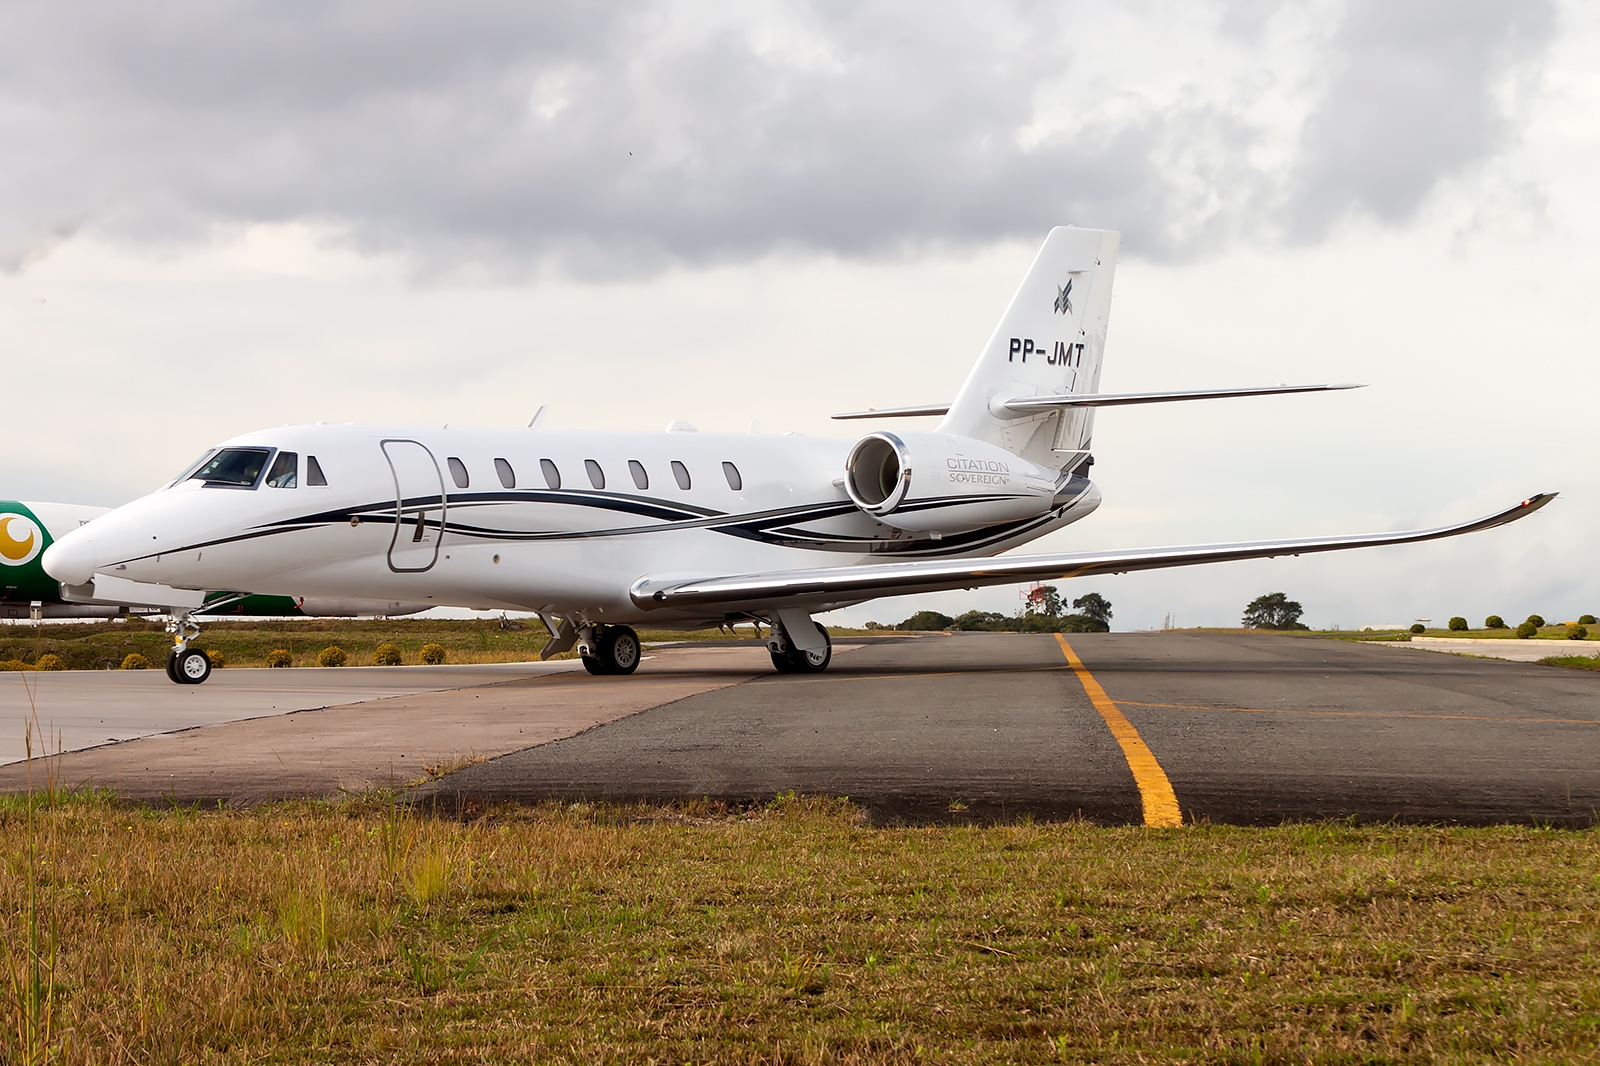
(42, 532, 98, 585)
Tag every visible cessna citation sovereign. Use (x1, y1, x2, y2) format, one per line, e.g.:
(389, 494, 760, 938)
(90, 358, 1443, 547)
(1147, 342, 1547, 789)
(42, 227, 1552, 684)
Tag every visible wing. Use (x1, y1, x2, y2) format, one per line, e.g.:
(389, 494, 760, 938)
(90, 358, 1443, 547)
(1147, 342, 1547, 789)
(630, 493, 1556, 613)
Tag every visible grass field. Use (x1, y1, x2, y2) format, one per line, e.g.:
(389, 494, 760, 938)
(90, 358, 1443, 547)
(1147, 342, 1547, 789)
(0, 617, 794, 671)
(1539, 654, 1600, 672)
(1322, 627, 1597, 642)
(2, 786, 1597, 1064)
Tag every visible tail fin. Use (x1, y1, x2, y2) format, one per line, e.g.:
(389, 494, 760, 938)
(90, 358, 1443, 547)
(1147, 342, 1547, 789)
(938, 226, 1120, 468)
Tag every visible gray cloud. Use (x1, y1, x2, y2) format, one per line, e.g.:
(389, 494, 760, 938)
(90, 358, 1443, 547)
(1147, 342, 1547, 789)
(1285, 0, 1555, 239)
(0, 0, 1556, 273)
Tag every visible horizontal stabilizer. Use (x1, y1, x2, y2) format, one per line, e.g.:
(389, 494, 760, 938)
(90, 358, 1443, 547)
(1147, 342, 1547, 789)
(832, 383, 1362, 420)
(630, 493, 1556, 613)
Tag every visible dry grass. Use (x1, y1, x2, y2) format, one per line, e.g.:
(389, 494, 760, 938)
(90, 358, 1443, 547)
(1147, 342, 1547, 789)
(0, 617, 838, 671)
(1541, 653, 1600, 672)
(0, 792, 1596, 1063)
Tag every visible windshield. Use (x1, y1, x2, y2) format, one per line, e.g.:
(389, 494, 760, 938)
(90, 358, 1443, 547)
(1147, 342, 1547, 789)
(189, 448, 273, 488)
(169, 449, 218, 487)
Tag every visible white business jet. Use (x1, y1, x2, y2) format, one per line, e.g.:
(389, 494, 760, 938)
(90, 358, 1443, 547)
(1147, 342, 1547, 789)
(41, 227, 1552, 684)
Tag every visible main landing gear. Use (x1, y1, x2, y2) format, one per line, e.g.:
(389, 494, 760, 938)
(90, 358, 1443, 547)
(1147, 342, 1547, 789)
(164, 611, 212, 685)
(552, 614, 832, 678)
(579, 624, 642, 676)
(767, 618, 832, 674)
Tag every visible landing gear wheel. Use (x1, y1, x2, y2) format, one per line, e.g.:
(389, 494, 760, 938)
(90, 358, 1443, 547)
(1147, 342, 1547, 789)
(172, 647, 212, 685)
(780, 623, 831, 674)
(165, 649, 182, 683)
(769, 650, 799, 673)
(597, 626, 641, 675)
(581, 655, 608, 675)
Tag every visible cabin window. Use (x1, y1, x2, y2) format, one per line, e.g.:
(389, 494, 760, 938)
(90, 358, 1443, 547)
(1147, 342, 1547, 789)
(585, 459, 605, 490)
(266, 451, 299, 489)
(190, 448, 272, 488)
(721, 462, 742, 491)
(628, 460, 648, 490)
(447, 457, 469, 489)
(495, 458, 516, 489)
(540, 458, 561, 489)
(306, 456, 328, 486)
(671, 460, 691, 490)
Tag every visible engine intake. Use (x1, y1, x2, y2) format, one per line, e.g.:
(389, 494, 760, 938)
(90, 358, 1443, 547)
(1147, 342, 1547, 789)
(844, 433, 912, 515)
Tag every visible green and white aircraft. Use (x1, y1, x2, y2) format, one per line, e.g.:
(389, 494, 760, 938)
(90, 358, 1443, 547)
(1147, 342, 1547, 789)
(1, 500, 424, 621)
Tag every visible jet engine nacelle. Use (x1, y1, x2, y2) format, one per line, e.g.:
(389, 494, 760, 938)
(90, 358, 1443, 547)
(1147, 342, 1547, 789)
(843, 431, 1059, 535)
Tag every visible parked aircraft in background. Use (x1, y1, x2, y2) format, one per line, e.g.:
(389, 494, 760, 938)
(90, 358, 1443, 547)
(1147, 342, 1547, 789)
(40, 227, 1554, 684)
(2, 499, 426, 626)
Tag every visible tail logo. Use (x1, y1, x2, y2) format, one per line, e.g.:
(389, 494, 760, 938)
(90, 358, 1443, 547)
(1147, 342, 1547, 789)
(1053, 279, 1073, 315)
(0, 513, 42, 566)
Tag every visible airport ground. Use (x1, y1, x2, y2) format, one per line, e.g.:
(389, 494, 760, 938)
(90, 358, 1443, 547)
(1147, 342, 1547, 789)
(2, 629, 1597, 1061)
(3, 629, 1597, 825)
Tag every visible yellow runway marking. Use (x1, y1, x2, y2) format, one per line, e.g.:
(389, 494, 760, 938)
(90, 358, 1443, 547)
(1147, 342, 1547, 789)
(1117, 700, 1600, 727)
(1055, 634, 1182, 828)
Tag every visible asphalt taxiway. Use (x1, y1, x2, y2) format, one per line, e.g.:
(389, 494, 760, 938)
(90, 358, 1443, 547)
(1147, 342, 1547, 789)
(3, 633, 1596, 824)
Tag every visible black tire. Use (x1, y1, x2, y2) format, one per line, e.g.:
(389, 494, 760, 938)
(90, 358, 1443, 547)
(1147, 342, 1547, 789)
(597, 626, 641, 675)
(770, 649, 798, 673)
(581, 655, 608, 675)
(782, 623, 832, 673)
(165, 649, 182, 683)
(173, 647, 212, 685)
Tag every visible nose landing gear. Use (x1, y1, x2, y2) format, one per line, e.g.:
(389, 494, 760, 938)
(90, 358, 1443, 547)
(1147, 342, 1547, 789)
(164, 611, 212, 685)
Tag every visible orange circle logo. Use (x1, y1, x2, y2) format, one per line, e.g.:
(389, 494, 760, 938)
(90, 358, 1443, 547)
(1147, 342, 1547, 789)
(0, 513, 42, 567)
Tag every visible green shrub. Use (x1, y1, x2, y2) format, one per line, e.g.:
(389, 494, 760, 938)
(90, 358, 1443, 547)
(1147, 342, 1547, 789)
(1516, 620, 1539, 639)
(121, 653, 151, 670)
(373, 642, 403, 666)
(1526, 614, 1546, 628)
(897, 610, 954, 631)
(1569, 625, 1589, 641)
(265, 649, 293, 668)
(1485, 615, 1505, 629)
(1448, 616, 1468, 631)
(1580, 614, 1597, 626)
(34, 653, 65, 671)
(318, 646, 348, 668)
(206, 649, 226, 668)
(419, 643, 447, 665)
(1409, 623, 1426, 634)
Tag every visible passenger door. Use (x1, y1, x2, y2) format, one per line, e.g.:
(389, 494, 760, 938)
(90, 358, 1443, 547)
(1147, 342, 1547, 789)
(381, 440, 447, 573)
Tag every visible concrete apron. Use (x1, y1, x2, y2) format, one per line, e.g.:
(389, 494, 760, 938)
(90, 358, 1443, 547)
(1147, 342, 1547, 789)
(1380, 636, 1600, 663)
(0, 644, 826, 805)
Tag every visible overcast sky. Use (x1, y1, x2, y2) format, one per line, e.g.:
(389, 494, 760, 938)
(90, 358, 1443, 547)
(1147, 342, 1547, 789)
(2, 0, 1595, 629)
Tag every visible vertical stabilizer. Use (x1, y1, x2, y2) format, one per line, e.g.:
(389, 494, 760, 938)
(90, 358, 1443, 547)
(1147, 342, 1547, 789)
(938, 227, 1119, 468)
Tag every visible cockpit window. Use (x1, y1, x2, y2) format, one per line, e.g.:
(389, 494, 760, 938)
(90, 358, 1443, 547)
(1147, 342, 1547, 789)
(171, 450, 218, 486)
(265, 451, 298, 488)
(190, 448, 272, 488)
(306, 456, 328, 486)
